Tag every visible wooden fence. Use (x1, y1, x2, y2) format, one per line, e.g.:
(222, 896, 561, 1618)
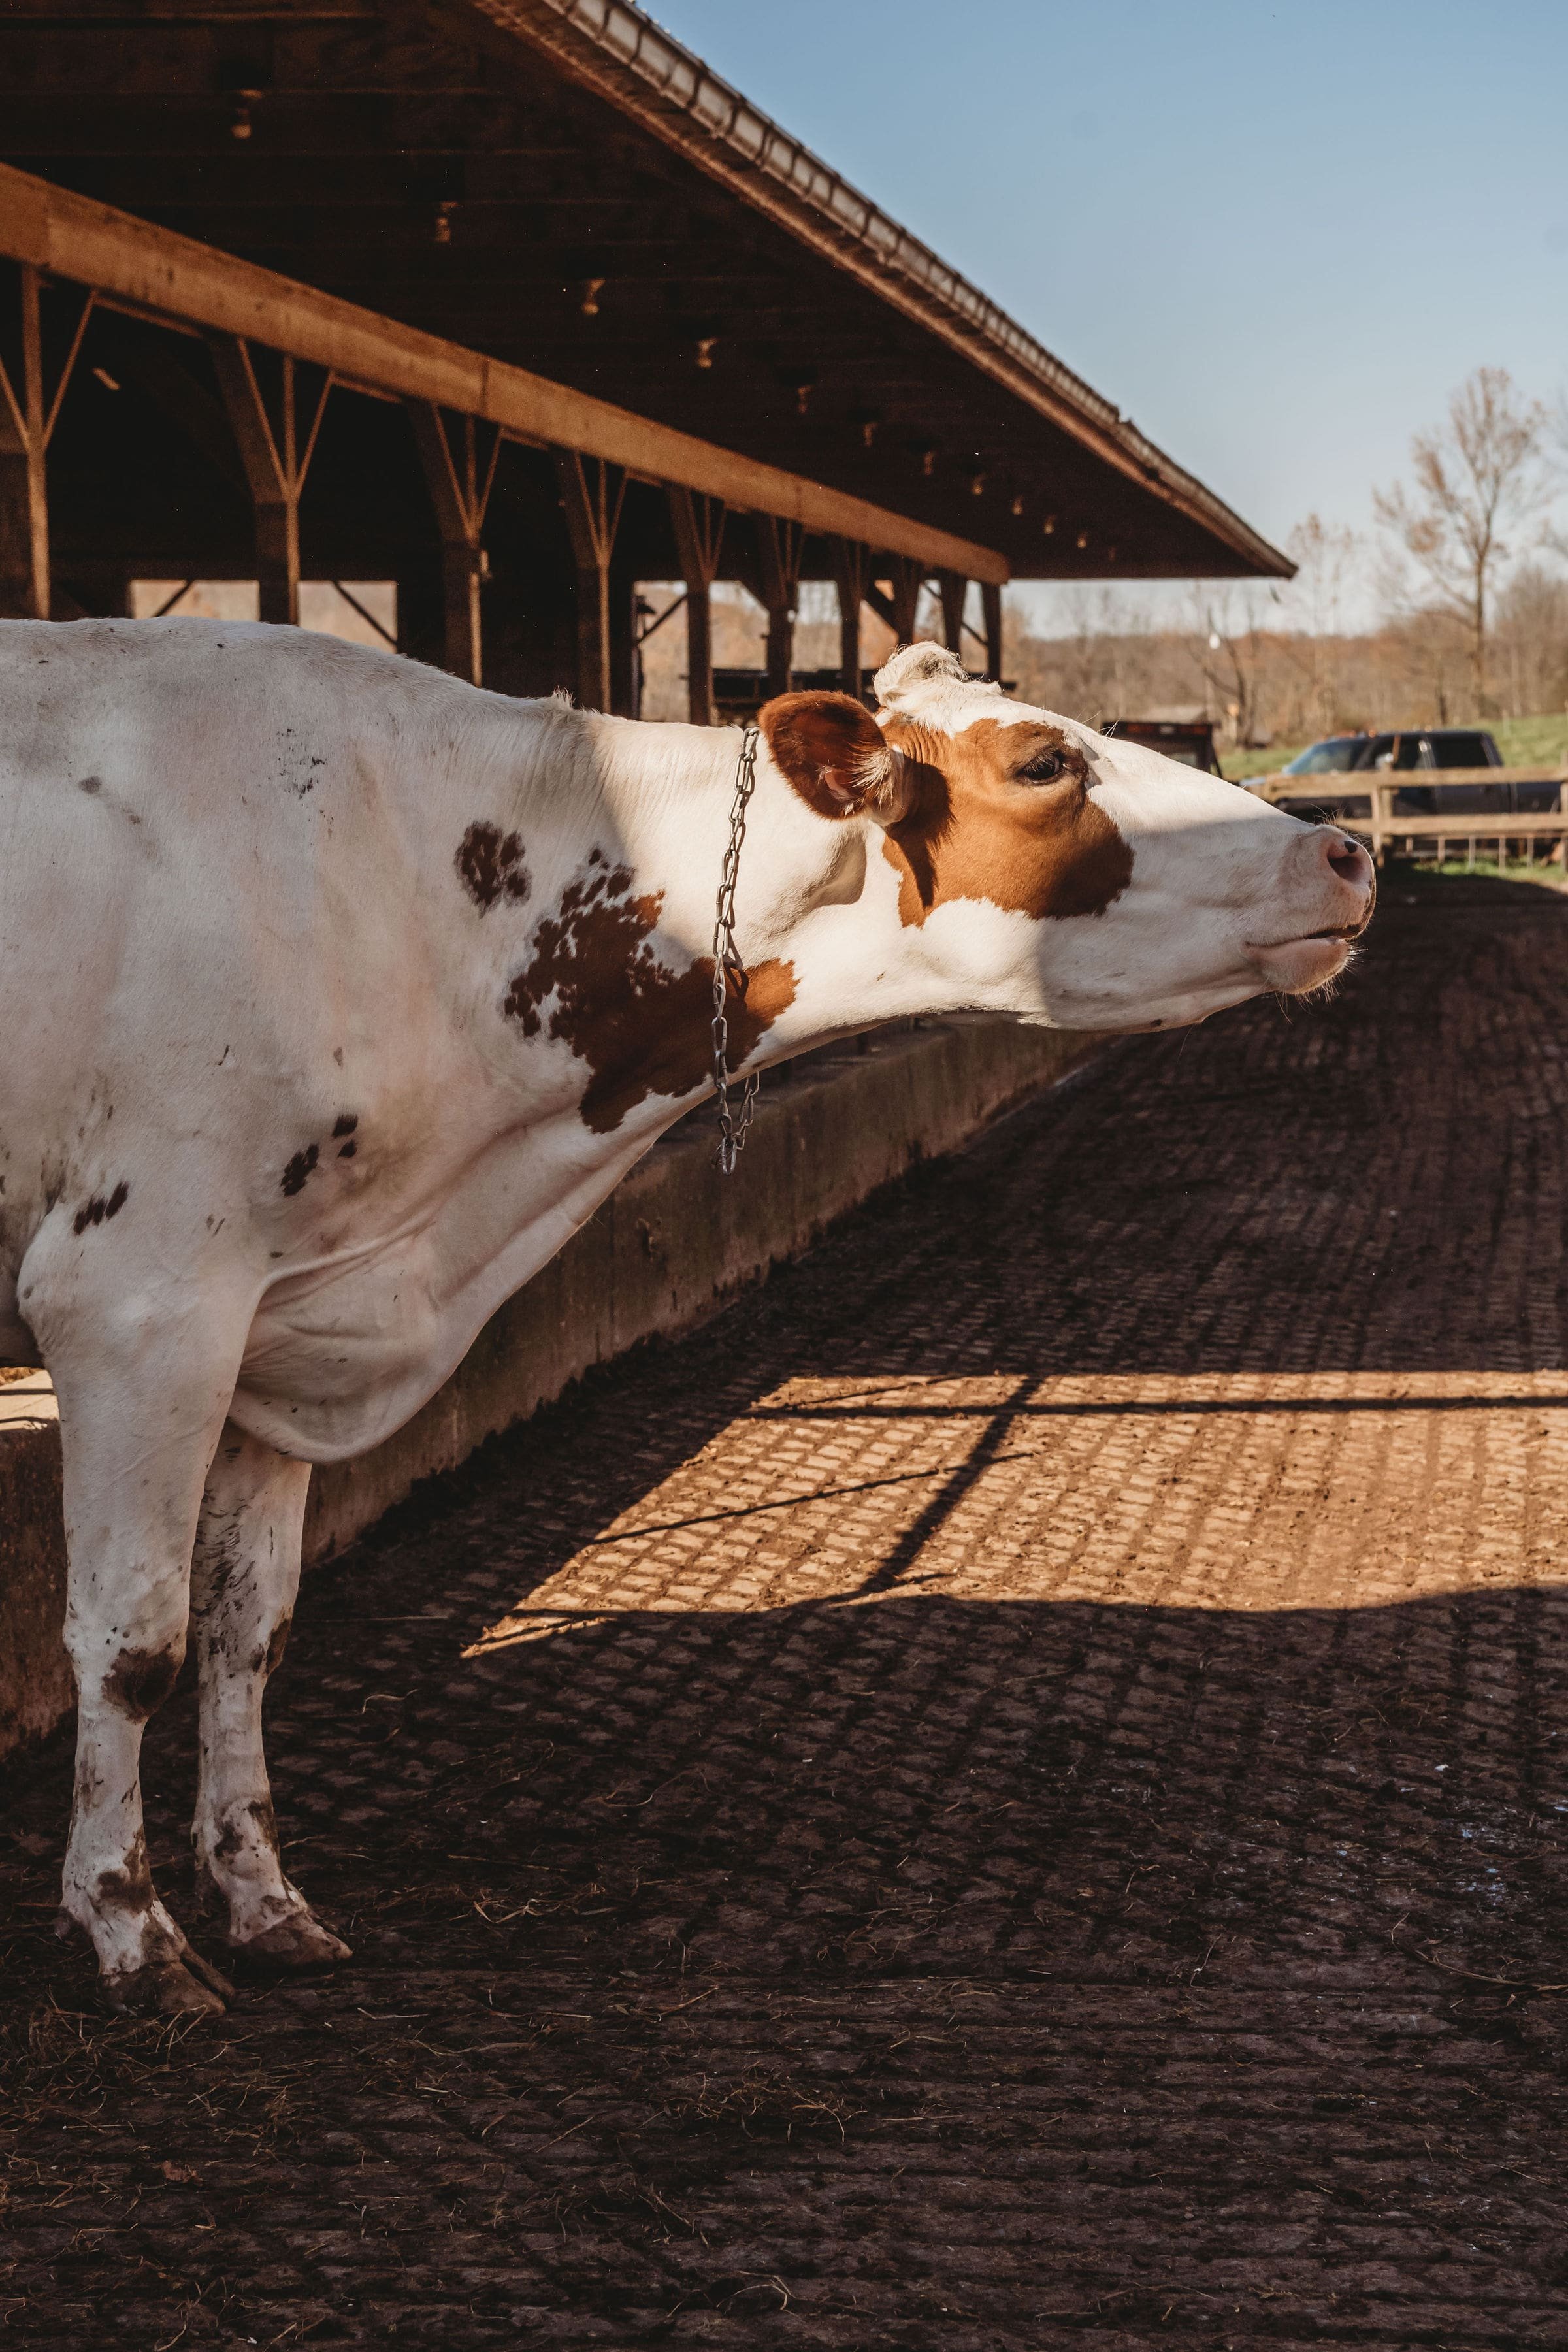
(1248, 769, 1568, 868)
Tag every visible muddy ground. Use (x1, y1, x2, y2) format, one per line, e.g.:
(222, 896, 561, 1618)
(4, 874, 1568, 2346)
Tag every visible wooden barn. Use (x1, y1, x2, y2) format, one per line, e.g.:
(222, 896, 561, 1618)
(0, 0, 1288, 716)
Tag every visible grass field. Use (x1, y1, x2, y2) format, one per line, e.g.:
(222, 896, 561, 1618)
(1390, 854, 1567, 894)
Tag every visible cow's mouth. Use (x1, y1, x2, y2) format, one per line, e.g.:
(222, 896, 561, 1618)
(1243, 926, 1362, 994)
(1249, 913, 1370, 954)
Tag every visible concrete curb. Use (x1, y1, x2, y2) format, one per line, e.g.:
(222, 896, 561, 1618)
(0, 1019, 1100, 1759)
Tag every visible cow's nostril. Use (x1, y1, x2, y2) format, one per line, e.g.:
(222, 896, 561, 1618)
(1326, 832, 1368, 883)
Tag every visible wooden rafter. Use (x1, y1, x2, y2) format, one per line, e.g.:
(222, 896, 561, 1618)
(0, 161, 1008, 587)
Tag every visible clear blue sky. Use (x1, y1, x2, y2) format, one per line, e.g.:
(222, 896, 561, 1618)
(653, 0, 1567, 625)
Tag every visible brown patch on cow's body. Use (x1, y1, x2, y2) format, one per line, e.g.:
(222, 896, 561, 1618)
(263, 1613, 292, 1679)
(95, 1829, 154, 1911)
(73, 1179, 129, 1236)
(457, 821, 531, 911)
(503, 855, 796, 1132)
(104, 1643, 182, 1721)
(879, 717, 1132, 926)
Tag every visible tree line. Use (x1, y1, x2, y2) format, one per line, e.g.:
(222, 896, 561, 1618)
(1005, 367, 1567, 752)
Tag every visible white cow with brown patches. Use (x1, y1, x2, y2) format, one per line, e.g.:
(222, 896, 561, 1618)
(0, 621, 1373, 2014)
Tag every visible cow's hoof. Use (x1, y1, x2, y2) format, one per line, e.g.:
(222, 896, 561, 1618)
(229, 1910, 352, 1975)
(103, 1950, 232, 2018)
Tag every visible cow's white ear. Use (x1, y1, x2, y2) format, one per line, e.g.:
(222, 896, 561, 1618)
(759, 691, 913, 827)
(872, 640, 966, 710)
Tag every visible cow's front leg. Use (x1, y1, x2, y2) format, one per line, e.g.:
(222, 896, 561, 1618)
(191, 1424, 350, 1973)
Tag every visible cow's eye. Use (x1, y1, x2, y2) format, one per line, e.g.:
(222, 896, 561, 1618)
(1018, 750, 1064, 783)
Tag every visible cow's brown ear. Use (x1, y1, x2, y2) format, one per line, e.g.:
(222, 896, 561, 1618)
(759, 691, 913, 826)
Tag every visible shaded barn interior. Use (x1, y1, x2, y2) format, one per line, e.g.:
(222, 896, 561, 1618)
(0, 0, 1288, 713)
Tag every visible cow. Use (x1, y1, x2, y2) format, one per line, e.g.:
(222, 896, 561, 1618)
(0, 621, 1374, 2014)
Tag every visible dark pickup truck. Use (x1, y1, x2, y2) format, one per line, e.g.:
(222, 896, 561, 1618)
(1267, 729, 1561, 821)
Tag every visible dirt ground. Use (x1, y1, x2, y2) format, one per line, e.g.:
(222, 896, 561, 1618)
(5, 873, 1568, 2347)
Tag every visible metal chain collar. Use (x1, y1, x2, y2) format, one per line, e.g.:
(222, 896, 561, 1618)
(711, 724, 761, 1173)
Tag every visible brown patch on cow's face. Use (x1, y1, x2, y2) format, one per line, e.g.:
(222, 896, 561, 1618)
(879, 717, 1132, 926)
(104, 1643, 181, 1722)
(457, 821, 531, 912)
(503, 855, 796, 1132)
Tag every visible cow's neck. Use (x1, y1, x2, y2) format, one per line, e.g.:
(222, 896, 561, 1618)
(477, 710, 976, 1137)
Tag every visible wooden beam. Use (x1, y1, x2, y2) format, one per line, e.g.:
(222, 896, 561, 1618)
(888, 555, 924, 644)
(0, 161, 1009, 587)
(0, 263, 48, 617)
(667, 486, 725, 726)
(938, 571, 968, 659)
(830, 538, 870, 702)
(982, 580, 1004, 681)
(411, 405, 500, 685)
(208, 337, 303, 623)
(757, 514, 804, 700)
(556, 448, 627, 712)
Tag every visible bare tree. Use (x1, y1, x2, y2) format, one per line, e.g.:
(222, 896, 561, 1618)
(1185, 588, 1270, 746)
(1278, 514, 1362, 735)
(1374, 366, 1548, 708)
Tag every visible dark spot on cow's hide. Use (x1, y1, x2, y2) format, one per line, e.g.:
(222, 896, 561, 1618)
(105, 1643, 181, 1722)
(502, 857, 796, 1133)
(457, 821, 531, 912)
(332, 1113, 358, 1137)
(73, 1179, 130, 1235)
(280, 1144, 319, 1196)
(78, 774, 102, 795)
(338, 1141, 357, 1159)
(95, 1829, 153, 1912)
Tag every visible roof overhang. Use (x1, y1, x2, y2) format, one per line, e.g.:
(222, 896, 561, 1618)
(476, 0, 1291, 580)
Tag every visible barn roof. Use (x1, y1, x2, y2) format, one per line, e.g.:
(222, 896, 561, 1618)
(0, 0, 1288, 585)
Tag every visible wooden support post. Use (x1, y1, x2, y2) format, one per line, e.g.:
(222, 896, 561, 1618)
(210, 338, 331, 626)
(938, 571, 968, 661)
(608, 565, 637, 719)
(668, 485, 726, 725)
(888, 555, 924, 645)
(982, 580, 1004, 681)
(412, 404, 500, 684)
(557, 449, 628, 712)
(757, 514, 805, 700)
(0, 267, 91, 619)
(831, 538, 870, 701)
(0, 266, 47, 617)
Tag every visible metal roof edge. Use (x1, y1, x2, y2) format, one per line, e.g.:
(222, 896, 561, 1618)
(469, 0, 1292, 578)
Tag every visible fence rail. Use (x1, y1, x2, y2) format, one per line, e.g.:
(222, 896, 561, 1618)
(1248, 769, 1568, 866)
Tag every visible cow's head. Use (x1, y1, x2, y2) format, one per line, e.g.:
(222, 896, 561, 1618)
(759, 644, 1375, 1030)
